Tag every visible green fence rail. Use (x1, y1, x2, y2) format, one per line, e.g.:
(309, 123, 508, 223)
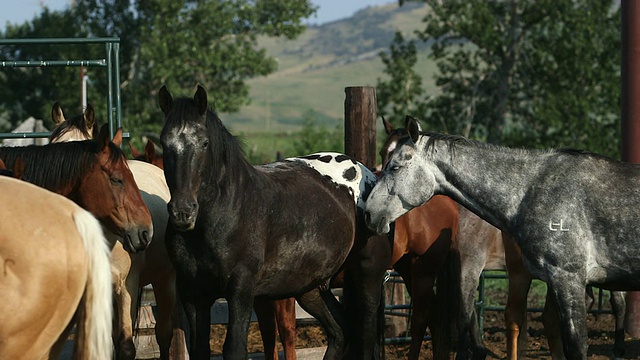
(0, 37, 122, 140)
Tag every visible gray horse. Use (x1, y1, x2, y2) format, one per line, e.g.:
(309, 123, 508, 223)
(365, 115, 636, 360)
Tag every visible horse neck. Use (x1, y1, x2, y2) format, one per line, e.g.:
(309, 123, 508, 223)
(430, 140, 546, 231)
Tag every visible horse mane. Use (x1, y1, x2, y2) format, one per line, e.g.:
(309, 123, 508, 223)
(422, 131, 618, 163)
(49, 114, 100, 142)
(0, 140, 123, 190)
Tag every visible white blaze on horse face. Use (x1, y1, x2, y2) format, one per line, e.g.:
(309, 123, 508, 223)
(285, 152, 377, 210)
(164, 124, 203, 155)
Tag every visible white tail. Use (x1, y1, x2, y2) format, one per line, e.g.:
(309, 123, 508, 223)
(72, 209, 113, 359)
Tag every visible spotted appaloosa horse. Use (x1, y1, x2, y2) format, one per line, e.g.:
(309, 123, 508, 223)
(0, 176, 113, 359)
(159, 85, 391, 359)
(366, 115, 635, 360)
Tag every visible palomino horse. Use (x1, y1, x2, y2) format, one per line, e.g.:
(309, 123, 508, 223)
(159, 85, 391, 359)
(0, 176, 113, 359)
(381, 117, 626, 360)
(48, 101, 99, 142)
(48, 106, 186, 360)
(365, 116, 635, 360)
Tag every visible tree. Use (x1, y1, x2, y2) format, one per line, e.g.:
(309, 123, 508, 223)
(0, 0, 316, 144)
(376, 32, 430, 125)
(378, 0, 621, 157)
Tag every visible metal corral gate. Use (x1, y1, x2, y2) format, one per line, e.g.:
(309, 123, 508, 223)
(0, 37, 122, 141)
(384, 270, 615, 344)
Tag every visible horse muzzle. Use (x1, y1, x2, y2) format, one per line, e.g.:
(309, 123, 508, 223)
(122, 226, 153, 253)
(168, 200, 198, 232)
(364, 210, 391, 235)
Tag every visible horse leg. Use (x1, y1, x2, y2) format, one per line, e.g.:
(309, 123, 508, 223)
(152, 271, 188, 360)
(541, 290, 564, 360)
(343, 231, 392, 360)
(610, 290, 626, 360)
(406, 258, 436, 360)
(275, 297, 298, 360)
(111, 269, 139, 360)
(455, 255, 486, 360)
(253, 298, 279, 360)
(170, 293, 190, 360)
(545, 274, 589, 360)
(296, 287, 347, 358)
(503, 234, 531, 360)
(224, 270, 260, 360)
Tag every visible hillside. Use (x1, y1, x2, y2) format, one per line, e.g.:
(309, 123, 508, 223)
(220, 2, 435, 134)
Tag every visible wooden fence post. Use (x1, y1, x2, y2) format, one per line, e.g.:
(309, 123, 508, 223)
(344, 86, 377, 169)
(344, 86, 408, 338)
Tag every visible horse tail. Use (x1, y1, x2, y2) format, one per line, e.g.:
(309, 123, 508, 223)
(433, 240, 462, 359)
(72, 209, 113, 360)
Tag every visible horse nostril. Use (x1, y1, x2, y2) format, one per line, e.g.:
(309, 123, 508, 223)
(141, 230, 151, 245)
(364, 211, 371, 225)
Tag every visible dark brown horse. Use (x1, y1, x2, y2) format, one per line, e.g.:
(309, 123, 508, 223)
(159, 85, 391, 359)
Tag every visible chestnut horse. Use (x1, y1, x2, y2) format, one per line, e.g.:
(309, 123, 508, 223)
(48, 105, 186, 360)
(0, 124, 152, 253)
(0, 176, 113, 359)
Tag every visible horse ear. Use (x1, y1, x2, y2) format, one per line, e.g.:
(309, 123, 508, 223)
(97, 124, 111, 150)
(13, 157, 25, 180)
(145, 140, 156, 162)
(159, 85, 173, 114)
(84, 104, 95, 131)
(129, 142, 142, 158)
(382, 116, 394, 135)
(405, 115, 422, 143)
(194, 85, 208, 116)
(112, 128, 123, 147)
(52, 102, 65, 125)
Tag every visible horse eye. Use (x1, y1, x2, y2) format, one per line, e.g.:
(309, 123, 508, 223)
(110, 177, 124, 187)
(202, 140, 209, 149)
(390, 165, 400, 172)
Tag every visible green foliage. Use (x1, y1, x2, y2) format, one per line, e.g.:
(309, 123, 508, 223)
(377, 32, 430, 124)
(291, 111, 344, 156)
(0, 0, 316, 137)
(378, 0, 621, 157)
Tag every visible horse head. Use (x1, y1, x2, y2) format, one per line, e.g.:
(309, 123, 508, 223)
(77, 124, 154, 252)
(49, 102, 99, 142)
(159, 85, 210, 231)
(365, 115, 437, 234)
(379, 116, 409, 169)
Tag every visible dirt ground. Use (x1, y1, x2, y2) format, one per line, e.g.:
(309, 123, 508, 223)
(209, 311, 640, 359)
(207, 287, 640, 359)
